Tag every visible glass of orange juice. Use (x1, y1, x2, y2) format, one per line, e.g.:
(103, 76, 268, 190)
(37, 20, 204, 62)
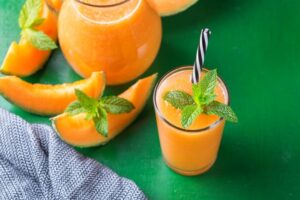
(153, 66, 230, 176)
(58, 0, 162, 85)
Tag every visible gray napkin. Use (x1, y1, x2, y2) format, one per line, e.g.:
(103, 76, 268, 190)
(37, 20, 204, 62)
(0, 108, 146, 200)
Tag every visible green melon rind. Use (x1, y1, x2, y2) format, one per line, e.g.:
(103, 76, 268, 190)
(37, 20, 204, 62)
(51, 74, 157, 148)
(160, 0, 198, 17)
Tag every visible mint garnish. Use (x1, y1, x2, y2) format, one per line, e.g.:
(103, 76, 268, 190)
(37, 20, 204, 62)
(164, 69, 238, 128)
(206, 101, 238, 123)
(19, 0, 41, 28)
(100, 96, 135, 114)
(65, 89, 135, 137)
(93, 108, 108, 137)
(181, 105, 203, 128)
(163, 90, 195, 109)
(19, 0, 57, 50)
(199, 69, 217, 97)
(64, 101, 85, 116)
(22, 29, 57, 50)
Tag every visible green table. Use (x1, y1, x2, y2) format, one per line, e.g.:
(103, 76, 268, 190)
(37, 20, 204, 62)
(1, 0, 300, 199)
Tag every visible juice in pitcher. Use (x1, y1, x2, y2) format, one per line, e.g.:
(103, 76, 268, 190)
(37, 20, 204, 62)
(154, 66, 237, 176)
(58, 0, 162, 85)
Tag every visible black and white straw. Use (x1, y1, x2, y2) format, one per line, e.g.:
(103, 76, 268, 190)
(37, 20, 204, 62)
(192, 28, 211, 84)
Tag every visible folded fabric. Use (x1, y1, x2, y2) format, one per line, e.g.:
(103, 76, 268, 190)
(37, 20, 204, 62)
(0, 108, 146, 200)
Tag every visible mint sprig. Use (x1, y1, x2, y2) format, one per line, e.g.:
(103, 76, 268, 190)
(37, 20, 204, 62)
(65, 89, 135, 137)
(164, 69, 238, 128)
(93, 108, 108, 137)
(22, 29, 57, 50)
(163, 90, 195, 109)
(65, 101, 85, 116)
(19, 0, 57, 50)
(100, 96, 134, 114)
(206, 101, 238, 123)
(181, 105, 203, 128)
(19, 0, 41, 28)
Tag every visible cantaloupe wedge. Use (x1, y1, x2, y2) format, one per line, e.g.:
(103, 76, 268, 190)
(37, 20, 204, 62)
(147, 0, 198, 16)
(52, 74, 157, 147)
(47, 0, 63, 12)
(0, 72, 105, 116)
(0, 0, 58, 77)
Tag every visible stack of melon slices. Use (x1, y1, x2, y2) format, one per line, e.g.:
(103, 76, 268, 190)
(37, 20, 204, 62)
(0, 72, 157, 147)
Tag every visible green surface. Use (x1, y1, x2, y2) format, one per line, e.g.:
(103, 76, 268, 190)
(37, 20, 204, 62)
(1, 0, 300, 199)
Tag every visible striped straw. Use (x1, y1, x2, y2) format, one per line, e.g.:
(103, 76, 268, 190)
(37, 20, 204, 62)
(192, 28, 212, 84)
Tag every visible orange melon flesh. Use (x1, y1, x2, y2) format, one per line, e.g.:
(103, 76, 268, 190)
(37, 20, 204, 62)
(52, 74, 157, 147)
(47, 0, 63, 12)
(0, 72, 105, 116)
(147, 0, 198, 16)
(0, 0, 58, 77)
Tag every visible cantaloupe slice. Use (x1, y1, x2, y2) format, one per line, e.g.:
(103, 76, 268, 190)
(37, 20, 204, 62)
(47, 0, 63, 12)
(147, 0, 198, 16)
(0, 72, 105, 116)
(52, 74, 157, 147)
(0, 0, 58, 77)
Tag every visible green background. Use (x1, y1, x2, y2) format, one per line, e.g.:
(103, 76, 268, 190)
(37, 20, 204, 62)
(1, 0, 300, 199)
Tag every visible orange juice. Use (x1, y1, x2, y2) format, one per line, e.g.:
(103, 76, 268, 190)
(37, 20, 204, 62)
(154, 66, 229, 176)
(58, 0, 162, 85)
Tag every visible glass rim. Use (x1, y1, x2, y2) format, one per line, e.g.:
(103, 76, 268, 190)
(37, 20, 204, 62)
(153, 66, 230, 133)
(73, 0, 131, 8)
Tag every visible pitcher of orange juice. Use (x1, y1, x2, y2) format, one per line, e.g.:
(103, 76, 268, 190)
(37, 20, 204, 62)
(58, 0, 162, 85)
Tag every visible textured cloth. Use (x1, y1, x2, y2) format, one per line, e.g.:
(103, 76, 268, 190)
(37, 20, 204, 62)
(0, 108, 146, 200)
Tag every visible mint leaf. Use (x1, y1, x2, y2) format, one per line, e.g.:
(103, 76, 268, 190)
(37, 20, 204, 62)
(74, 89, 98, 115)
(19, 0, 41, 28)
(181, 105, 203, 128)
(192, 70, 217, 105)
(93, 108, 108, 137)
(206, 101, 238, 123)
(84, 111, 97, 120)
(200, 94, 216, 105)
(164, 90, 195, 110)
(31, 17, 45, 27)
(65, 101, 85, 116)
(22, 28, 57, 50)
(192, 84, 201, 103)
(18, 0, 53, 50)
(200, 69, 217, 97)
(101, 96, 135, 114)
